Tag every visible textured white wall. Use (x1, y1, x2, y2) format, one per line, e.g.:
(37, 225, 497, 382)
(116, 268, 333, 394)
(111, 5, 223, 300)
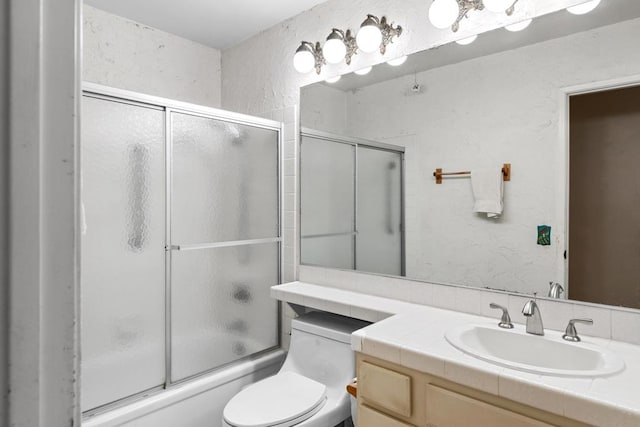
(300, 84, 348, 135)
(342, 19, 640, 295)
(83, 5, 222, 107)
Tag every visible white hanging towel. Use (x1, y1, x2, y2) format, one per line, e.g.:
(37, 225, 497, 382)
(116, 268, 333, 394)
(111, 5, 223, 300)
(471, 168, 504, 218)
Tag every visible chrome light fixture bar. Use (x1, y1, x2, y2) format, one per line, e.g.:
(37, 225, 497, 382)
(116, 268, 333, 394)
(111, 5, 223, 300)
(323, 28, 358, 65)
(293, 14, 403, 75)
(293, 41, 325, 74)
(429, 0, 520, 32)
(357, 14, 403, 54)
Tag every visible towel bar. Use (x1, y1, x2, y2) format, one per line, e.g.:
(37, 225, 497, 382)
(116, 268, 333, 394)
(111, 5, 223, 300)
(433, 163, 511, 184)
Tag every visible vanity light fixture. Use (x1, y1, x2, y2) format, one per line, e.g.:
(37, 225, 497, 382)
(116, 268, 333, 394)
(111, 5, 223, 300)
(357, 14, 403, 54)
(387, 55, 408, 66)
(294, 15, 402, 74)
(323, 29, 358, 65)
(428, 0, 520, 32)
(293, 41, 324, 74)
(456, 34, 478, 45)
(505, 18, 532, 31)
(567, 0, 601, 15)
(354, 66, 373, 76)
(325, 75, 342, 83)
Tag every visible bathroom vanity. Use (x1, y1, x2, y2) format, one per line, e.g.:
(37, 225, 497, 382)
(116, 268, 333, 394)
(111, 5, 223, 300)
(357, 355, 585, 427)
(273, 282, 640, 427)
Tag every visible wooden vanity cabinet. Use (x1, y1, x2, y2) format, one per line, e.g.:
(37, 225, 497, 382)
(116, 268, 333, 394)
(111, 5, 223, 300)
(356, 354, 589, 427)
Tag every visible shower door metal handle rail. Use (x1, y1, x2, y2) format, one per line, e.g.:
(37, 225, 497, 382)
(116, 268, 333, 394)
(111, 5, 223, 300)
(301, 231, 357, 239)
(168, 237, 281, 251)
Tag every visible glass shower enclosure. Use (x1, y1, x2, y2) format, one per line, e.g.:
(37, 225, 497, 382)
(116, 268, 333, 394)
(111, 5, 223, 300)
(81, 85, 281, 412)
(300, 129, 404, 276)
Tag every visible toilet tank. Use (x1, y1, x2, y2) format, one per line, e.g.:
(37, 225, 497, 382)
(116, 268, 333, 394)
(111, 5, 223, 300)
(280, 312, 370, 392)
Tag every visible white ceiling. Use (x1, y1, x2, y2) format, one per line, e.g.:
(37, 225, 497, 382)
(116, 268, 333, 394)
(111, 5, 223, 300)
(84, 0, 330, 50)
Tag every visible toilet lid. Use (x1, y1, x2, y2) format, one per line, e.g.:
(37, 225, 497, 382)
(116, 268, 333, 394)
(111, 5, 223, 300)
(223, 372, 327, 427)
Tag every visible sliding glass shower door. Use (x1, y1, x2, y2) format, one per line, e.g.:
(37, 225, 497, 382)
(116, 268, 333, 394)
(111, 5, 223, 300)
(81, 95, 166, 410)
(300, 136, 355, 269)
(356, 146, 403, 276)
(169, 112, 280, 381)
(81, 89, 281, 412)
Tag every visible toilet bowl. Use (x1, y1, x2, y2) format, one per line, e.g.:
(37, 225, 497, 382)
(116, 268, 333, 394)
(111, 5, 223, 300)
(222, 312, 369, 427)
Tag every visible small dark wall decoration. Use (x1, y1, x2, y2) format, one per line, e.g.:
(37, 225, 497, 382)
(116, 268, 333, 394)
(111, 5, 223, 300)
(537, 225, 551, 246)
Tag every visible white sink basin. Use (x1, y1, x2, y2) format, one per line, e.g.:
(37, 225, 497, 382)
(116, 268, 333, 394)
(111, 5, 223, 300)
(445, 324, 625, 378)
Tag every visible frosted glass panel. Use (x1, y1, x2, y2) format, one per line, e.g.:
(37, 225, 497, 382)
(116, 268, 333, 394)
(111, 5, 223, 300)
(301, 235, 354, 270)
(81, 96, 165, 410)
(301, 136, 355, 236)
(171, 243, 279, 381)
(171, 113, 279, 244)
(356, 147, 403, 275)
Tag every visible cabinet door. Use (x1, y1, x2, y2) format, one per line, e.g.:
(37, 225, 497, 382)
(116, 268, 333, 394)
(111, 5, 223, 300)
(358, 404, 414, 427)
(426, 385, 553, 427)
(359, 361, 412, 417)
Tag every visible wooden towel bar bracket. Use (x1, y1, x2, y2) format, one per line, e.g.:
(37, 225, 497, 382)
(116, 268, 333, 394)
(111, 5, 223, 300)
(433, 163, 511, 184)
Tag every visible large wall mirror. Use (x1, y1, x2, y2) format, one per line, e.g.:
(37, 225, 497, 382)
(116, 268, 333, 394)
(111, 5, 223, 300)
(300, 1, 640, 310)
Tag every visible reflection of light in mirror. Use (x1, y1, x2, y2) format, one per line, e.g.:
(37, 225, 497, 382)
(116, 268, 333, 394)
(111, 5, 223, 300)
(567, 0, 601, 15)
(387, 56, 408, 66)
(505, 19, 533, 32)
(354, 66, 373, 75)
(428, 0, 459, 29)
(456, 35, 478, 45)
(483, 0, 513, 13)
(325, 75, 341, 83)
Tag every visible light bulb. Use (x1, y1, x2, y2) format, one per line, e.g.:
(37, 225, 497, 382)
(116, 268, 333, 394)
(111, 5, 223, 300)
(567, 0, 601, 15)
(326, 75, 341, 83)
(505, 18, 532, 32)
(323, 31, 347, 64)
(428, 0, 460, 29)
(354, 66, 373, 76)
(356, 16, 382, 53)
(483, 0, 512, 13)
(293, 44, 315, 74)
(456, 35, 478, 45)
(387, 56, 408, 66)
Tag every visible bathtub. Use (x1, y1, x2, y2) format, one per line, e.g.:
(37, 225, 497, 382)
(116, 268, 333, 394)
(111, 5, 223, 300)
(83, 349, 285, 427)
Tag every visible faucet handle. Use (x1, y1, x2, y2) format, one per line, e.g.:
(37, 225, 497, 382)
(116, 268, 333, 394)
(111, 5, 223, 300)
(489, 303, 514, 329)
(563, 318, 593, 342)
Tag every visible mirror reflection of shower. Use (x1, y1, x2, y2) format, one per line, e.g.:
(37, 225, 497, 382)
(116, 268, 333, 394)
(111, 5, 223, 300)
(300, 129, 404, 276)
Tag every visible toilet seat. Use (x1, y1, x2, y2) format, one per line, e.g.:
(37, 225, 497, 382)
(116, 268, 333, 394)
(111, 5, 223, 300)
(223, 371, 327, 427)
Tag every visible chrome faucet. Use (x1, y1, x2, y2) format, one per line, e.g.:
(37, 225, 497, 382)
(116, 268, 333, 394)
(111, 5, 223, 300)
(548, 282, 564, 299)
(522, 294, 544, 336)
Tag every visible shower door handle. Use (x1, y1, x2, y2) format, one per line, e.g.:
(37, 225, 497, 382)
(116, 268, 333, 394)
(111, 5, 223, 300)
(167, 237, 281, 252)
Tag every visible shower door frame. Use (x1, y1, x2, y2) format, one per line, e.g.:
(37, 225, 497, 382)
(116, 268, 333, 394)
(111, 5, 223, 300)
(82, 82, 283, 414)
(299, 127, 406, 276)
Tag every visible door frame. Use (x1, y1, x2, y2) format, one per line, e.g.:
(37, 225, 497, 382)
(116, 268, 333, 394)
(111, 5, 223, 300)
(559, 73, 640, 295)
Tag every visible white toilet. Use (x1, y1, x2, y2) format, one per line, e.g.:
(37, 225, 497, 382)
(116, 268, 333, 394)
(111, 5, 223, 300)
(222, 312, 369, 427)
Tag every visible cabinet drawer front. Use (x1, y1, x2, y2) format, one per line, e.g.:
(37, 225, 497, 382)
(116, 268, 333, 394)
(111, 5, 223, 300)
(360, 361, 412, 417)
(359, 404, 414, 427)
(426, 385, 553, 427)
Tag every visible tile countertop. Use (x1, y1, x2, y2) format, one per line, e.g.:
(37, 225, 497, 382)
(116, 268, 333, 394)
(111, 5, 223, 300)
(272, 282, 640, 427)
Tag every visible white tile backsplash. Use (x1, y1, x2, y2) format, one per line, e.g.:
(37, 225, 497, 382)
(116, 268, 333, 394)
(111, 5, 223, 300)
(611, 310, 640, 345)
(298, 265, 640, 344)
